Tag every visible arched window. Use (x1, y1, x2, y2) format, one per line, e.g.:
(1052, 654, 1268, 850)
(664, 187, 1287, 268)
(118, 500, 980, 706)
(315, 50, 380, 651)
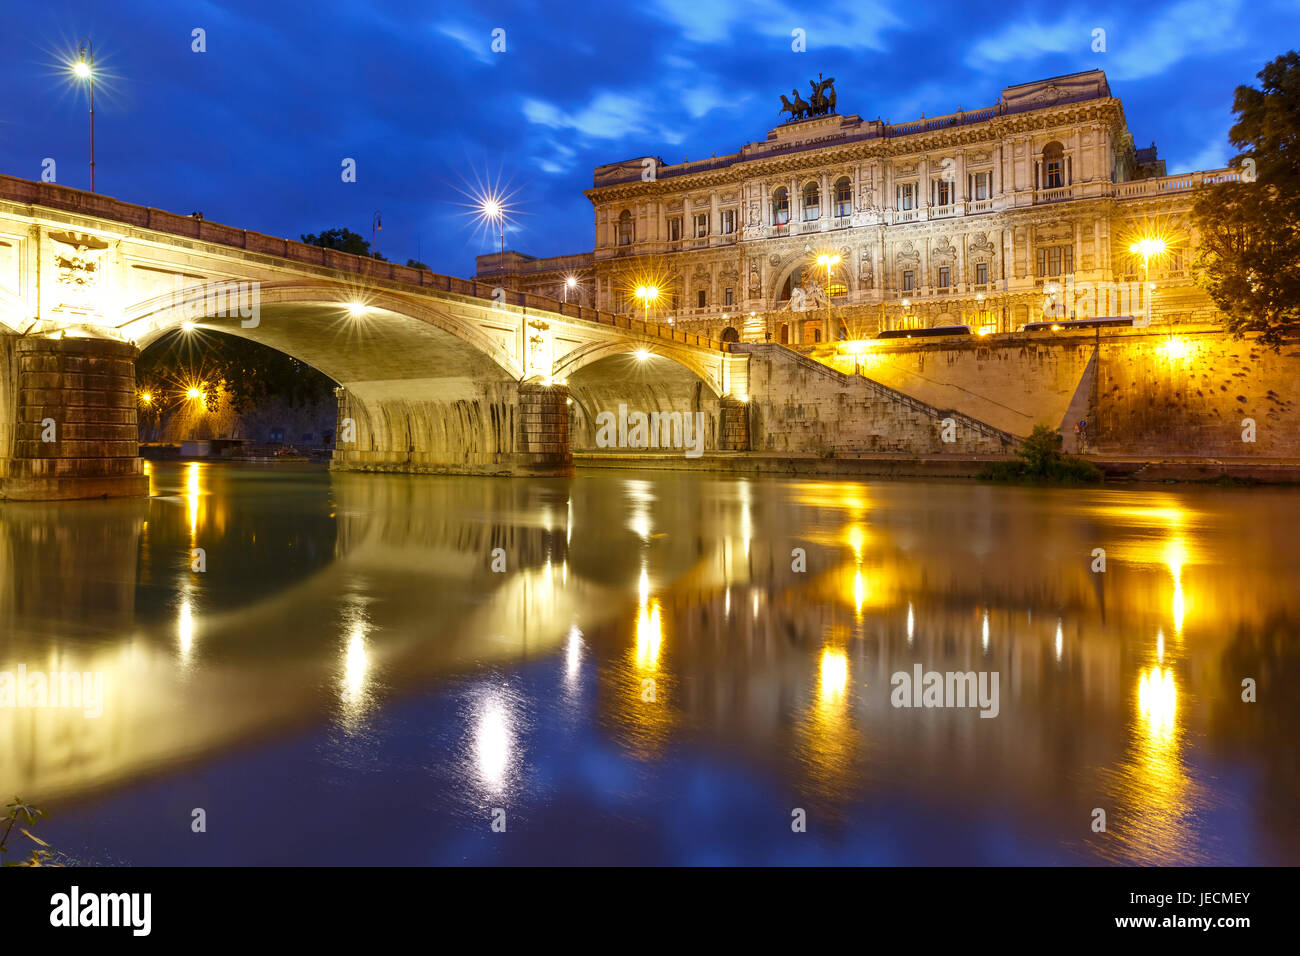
(1042, 142, 1065, 189)
(771, 187, 790, 226)
(834, 177, 852, 218)
(721, 327, 740, 343)
(802, 182, 820, 221)
(617, 210, 634, 246)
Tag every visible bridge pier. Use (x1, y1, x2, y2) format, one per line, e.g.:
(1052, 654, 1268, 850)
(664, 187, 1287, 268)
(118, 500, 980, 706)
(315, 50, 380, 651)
(0, 334, 148, 501)
(331, 378, 573, 477)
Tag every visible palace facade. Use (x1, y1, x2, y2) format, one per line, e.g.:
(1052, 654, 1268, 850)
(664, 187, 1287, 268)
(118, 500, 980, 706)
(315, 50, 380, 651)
(476, 70, 1238, 343)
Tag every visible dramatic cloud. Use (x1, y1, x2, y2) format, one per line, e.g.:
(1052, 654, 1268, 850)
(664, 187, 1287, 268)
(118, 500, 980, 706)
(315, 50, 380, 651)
(2, 0, 1296, 275)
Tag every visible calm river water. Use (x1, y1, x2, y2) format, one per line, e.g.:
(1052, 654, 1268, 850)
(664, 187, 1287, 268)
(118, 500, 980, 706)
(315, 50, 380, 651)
(1, 462, 1296, 865)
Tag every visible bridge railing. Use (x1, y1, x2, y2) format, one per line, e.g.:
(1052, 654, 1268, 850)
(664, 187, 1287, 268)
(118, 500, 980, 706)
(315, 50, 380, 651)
(0, 173, 726, 352)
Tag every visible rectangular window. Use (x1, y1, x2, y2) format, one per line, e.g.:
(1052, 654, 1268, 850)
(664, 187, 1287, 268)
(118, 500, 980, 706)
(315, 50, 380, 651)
(975, 261, 989, 285)
(1045, 160, 1064, 189)
(668, 217, 682, 241)
(773, 194, 790, 225)
(721, 209, 736, 235)
(803, 190, 819, 221)
(725, 287, 734, 307)
(697, 289, 707, 308)
(834, 181, 852, 217)
(938, 267, 951, 288)
(694, 213, 708, 237)
(903, 270, 915, 291)
(896, 183, 916, 211)
(933, 179, 953, 206)
(973, 171, 991, 200)
(1036, 245, 1074, 277)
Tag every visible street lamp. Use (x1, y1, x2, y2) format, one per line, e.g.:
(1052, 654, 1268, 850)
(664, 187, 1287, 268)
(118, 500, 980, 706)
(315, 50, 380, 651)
(73, 38, 95, 192)
(816, 252, 840, 342)
(564, 275, 577, 303)
(635, 285, 659, 324)
(1129, 237, 1167, 325)
(371, 211, 382, 257)
(480, 197, 505, 258)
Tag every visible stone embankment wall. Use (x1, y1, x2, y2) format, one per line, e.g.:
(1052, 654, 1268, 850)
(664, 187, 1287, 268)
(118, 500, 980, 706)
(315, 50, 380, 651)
(801, 327, 1300, 458)
(735, 344, 1019, 456)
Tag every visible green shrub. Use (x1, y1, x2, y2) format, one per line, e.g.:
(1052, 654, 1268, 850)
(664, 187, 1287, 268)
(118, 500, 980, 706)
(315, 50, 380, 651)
(981, 425, 1102, 484)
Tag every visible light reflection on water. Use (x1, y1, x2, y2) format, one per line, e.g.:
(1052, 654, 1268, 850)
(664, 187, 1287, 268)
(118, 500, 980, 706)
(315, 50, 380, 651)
(0, 464, 1296, 865)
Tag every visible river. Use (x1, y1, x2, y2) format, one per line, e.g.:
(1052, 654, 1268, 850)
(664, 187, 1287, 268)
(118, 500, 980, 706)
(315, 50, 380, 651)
(1, 461, 1295, 864)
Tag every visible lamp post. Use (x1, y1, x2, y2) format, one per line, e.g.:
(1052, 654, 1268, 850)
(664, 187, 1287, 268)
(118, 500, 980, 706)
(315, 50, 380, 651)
(480, 198, 505, 260)
(74, 38, 95, 192)
(635, 285, 659, 326)
(564, 275, 577, 303)
(371, 211, 382, 256)
(1129, 237, 1166, 326)
(816, 252, 840, 342)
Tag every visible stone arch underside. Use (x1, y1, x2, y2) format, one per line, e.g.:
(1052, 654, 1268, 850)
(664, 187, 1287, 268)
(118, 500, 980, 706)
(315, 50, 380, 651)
(564, 350, 724, 454)
(127, 287, 565, 476)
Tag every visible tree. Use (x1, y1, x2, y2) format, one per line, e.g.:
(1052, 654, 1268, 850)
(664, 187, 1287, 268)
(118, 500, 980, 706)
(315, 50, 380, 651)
(137, 330, 336, 414)
(1192, 52, 1300, 348)
(406, 258, 430, 270)
(300, 227, 386, 261)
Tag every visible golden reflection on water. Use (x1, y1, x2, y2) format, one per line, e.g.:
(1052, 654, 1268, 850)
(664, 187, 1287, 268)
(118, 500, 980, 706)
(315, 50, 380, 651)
(610, 568, 675, 760)
(635, 601, 663, 671)
(185, 462, 201, 539)
(818, 647, 849, 703)
(337, 603, 375, 731)
(177, 593, 196, 663)
(796, 640, 861, 804)
(474, 694, 515, 794)
(565, 624, 583, 687)
(1101, 664, 1196, 864)
(1165, 537, 1188, 636)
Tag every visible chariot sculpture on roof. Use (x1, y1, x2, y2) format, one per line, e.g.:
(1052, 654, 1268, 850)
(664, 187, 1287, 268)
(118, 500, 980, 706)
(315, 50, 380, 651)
(779, 73, 837, 122)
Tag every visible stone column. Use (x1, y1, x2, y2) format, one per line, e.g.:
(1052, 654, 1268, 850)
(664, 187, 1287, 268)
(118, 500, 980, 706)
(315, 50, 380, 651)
(0, 335, 147, 501)
(516, 382, 573, 476)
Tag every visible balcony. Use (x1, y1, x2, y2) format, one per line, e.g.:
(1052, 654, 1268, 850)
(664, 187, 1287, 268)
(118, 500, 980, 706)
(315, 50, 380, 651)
(1114, 167, 1240, 199)
(929, 203, 957, 219)
(967, 198, 994, 214)
(893, 208, 919, 223)
(1034, 185, 1075, 204)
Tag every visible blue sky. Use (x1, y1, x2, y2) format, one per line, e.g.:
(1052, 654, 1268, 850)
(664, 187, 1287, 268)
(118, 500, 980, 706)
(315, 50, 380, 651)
(2, 0, 1296, 276)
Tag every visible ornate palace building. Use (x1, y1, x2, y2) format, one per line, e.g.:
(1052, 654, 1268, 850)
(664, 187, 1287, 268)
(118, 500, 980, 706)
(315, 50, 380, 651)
(476, 70, 1238, 344)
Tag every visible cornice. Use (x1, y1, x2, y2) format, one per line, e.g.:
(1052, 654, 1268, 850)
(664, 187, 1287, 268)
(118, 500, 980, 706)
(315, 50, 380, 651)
(585, 100, 1128, 205)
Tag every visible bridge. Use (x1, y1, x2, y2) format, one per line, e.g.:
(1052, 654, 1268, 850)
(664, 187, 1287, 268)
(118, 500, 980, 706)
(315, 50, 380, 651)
(0, 174, 751, 499)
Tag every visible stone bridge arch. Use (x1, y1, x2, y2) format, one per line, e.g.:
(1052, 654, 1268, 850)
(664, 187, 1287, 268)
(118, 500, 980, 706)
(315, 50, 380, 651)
(556, 341, 743, 455)
(123, 281, 525, 384)
(122, 282, 569, 478)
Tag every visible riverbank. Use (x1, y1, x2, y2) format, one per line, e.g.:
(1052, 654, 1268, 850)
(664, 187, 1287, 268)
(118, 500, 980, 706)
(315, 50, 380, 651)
(573, 451, 1300, 484)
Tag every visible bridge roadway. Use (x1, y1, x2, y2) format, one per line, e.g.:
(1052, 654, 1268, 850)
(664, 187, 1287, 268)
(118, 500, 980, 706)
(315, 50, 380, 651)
(0, 174, 751, 499)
